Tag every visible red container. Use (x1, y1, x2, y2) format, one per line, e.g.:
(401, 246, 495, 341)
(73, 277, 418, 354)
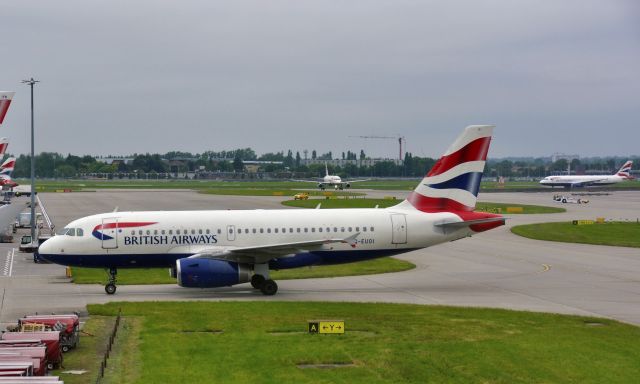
(19, 315, 80, 352)
(1, 332, 61, 370)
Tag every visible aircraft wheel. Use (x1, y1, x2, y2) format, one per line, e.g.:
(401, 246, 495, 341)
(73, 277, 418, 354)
(260, 279, 278, 296)
(251, 274, 265, 289)
(105, 283, 117, 295)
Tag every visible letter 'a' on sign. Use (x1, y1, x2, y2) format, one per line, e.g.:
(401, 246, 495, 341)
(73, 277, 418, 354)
(308, 322, 319, 333)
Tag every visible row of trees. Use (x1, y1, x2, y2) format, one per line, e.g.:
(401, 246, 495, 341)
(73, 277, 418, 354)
(7, 150, 637, 179)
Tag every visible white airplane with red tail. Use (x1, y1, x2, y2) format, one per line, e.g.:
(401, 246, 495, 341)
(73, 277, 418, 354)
(37, 125, 504, 295)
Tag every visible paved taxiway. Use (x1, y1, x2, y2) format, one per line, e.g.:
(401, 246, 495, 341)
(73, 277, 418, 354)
(0, 189, 639, 326)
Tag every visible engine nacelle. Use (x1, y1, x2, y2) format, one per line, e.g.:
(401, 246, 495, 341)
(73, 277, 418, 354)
(176, 258, 250, 288)
(345, 183, 351, 189)
(318, 183, 324, 189)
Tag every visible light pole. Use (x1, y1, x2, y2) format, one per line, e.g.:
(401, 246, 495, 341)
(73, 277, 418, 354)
(21, 78, 39, 245)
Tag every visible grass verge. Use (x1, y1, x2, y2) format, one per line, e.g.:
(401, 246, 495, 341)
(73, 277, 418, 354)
(511, 221, 640, 247)
(70, 257, 415, 285)
(282, 198, 401, 209)
(50, 316, 115, 384)
(85, 301, 640, 384)
(475, 202, 566, 214)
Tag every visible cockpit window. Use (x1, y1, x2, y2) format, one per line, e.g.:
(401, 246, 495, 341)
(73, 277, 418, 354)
(57, 227, 71, 236)
(56, 227, 82, 236)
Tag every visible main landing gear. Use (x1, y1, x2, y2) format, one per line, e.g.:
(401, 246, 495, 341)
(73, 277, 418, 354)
(105, 267, 117, 295)
(251, 264, 278, 296)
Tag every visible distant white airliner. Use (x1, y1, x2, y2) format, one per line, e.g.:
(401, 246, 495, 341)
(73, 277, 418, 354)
(295, 163, 368, 190)
(37, 125, 504, 296)
(539, 161, 634, 189)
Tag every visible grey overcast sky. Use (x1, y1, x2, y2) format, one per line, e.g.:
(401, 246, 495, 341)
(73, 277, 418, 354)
(1, 0, 638, 159)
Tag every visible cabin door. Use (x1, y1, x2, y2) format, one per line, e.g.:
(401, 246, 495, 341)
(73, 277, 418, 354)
(390, 214, 407, 244)
(100, 218, 119, 249)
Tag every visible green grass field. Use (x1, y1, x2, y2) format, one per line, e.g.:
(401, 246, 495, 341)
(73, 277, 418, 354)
(18, 178, 640, 195)
(475, 202, 566, 214)
(511, 221, 640, 248)
(282, 198, 401, 209)
(68, 301, 640, 384)
(70, 257, 415, 285)
(283, 198, 564, 213)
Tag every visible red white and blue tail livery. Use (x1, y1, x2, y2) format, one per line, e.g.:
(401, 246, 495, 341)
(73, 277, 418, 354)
(37, 125, 504, 296)
(0, 92, 15, 125)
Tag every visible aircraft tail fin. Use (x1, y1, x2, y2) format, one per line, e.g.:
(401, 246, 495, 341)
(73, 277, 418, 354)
(0, 92, 15, 125)
(0, 138, 8, 158)
(616, 160, 633, 179)
(325, 162, 329, 177)
(402, 125, 494, 212)
(0, 157, 15, 178)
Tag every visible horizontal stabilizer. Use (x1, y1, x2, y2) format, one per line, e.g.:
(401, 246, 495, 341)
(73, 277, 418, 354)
(435, 217, 506, 229)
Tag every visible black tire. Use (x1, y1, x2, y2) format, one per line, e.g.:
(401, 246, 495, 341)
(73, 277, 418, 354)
(62, 345, 70, 353)
(251, 274, 265, 289)
(105, 283, 117, 295)
(260, 279, 278, 296)
(47, 362, 54, 371)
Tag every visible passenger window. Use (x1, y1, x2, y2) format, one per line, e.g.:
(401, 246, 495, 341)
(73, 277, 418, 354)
(304, 228, 308, 233)
(260, 228, 264, 234)
(154, 230, 158, 235)
(282, 228, 286, 233)
(289, 228, 293, 233)
(333, 227, 338, 232)
(253, 228, 257, 234)
(237, 228, 242, 234)
(311, 228, 315, 233)
(205, 229, 210, 234)
(348, 227, 352, 232)
(355, 227, 359, 232)
(341, 227, 345, 232)
(297, 228, 301, 233)
(370, 227, 374, 232)
(139, 230, 143, 235)
(326, 227, 330, 233)
(77, 228, 84, 236)
(363, 227, 367, 232)
(319, 228, 323, 232)
(245, 229, 249, 234)
(169, 230, 173, 235)
(267, 228, 271, 233)
(217, 229, 222, 234)
(274, 228, 279, 233)
(191, 229, 196, 235)
(229, 228, 233, 234)
(131, 230, 135, 236)
(198, 229, 203, 235)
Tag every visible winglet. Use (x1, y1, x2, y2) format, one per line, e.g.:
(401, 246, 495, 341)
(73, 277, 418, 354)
(315, 203, 322, 209)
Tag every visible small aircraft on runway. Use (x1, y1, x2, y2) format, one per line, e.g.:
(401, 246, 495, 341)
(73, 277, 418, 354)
(37, 125, 504, 296)
(294, 163, 368, 190)
(0, 157, 18, 188)
(539, 161, 633, 189)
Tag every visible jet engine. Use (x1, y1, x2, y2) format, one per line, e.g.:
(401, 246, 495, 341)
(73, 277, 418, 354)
(345, 183, 351, 189)
(176, 258, 251, 288)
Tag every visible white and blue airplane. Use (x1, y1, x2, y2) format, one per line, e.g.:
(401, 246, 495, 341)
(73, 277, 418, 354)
(539, 161, 634, 189)
(37, 125, 504, 295)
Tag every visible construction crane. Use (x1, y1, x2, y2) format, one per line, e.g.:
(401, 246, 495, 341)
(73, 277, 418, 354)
(349, 135, 406, 161)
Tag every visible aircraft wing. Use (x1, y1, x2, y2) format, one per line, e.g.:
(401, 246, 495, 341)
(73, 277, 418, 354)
(569, 179, 607, 187)
(346, 179, 370, 183)
(290, 179, 319, 183)
(186, 233, 360, 264)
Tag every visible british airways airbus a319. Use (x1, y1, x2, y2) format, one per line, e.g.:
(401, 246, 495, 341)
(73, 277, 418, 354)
(37, 125, 504, 296)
